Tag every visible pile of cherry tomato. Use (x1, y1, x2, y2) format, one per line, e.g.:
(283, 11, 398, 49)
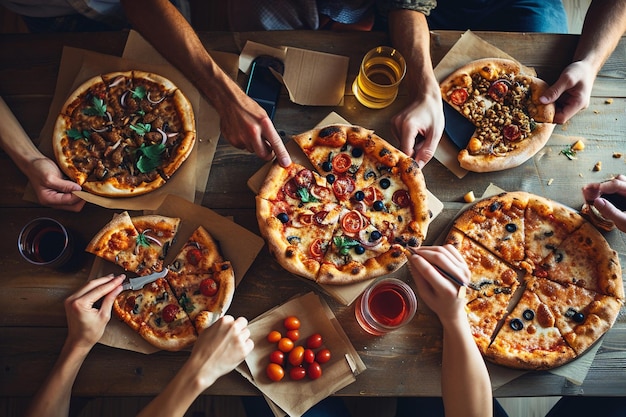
(265, 315, 331, 382)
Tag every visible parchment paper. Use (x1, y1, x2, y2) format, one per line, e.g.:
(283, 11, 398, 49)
(433, 30, 536, 179)
(236, 292, 366, 417)
(92, 194, 265, 353)
(247, 112, 444, 306)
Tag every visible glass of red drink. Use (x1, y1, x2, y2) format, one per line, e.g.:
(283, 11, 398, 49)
(18, 217, 74, 268)
(355, 277, 417, 335)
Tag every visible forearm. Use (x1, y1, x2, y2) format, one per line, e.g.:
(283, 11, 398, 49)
(441, 315, 492, 417)
(0, 96, 46, 173)
(575, 0, 626, 74)
(120, 0, 243, 113)
(24, 340, 91, 417)
(388, 9, 439, 98)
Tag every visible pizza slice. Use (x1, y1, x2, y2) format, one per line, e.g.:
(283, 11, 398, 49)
(168, 226, 223, 276)
(465, 291, 513, 355)
(446, 229, 521, 303)
(86, 211, 143, 273)
(527, 276, 622, 355)
(113, 277, 197, 351)
(131, 214, 181, 275)
(317, 207, 406, 285)
(256, 195, 342, 281)
(453, 191, 530, 270)
(524, 195, 584, 268)
(167, 261, 236, 332)
(535, 222, 624, 299)
(485, 288, 576, 370)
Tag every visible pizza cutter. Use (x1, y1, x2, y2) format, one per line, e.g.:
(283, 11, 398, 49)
(122, 268, 169, 291)
(442, 101, 476, 150)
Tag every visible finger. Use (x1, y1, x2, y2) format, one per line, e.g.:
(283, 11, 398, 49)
(265, 135, 292, 167)
(540, 76, 571, 105)
(46, 175, 82, 193)
(595, 198, 626, 231)
(82, 274, 125, 306)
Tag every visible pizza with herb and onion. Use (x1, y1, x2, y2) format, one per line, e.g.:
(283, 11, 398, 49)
(53, 70, 196, 197)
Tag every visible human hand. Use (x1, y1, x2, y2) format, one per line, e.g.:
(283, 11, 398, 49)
(539, 60, 595, 124)
(582, 174, 626, 232)
(27, 157, 85, 212)
(407, 245, 470, 322)
(391, 84, 444, 168)
(63, 274, 125, 352)
(217, 90, 291, 167)
(186, 315, 254, 390)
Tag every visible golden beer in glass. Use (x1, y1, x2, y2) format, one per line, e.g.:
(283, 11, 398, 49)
(352, 46, 406, 109)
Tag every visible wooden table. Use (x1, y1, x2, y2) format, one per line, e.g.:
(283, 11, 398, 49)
(1, 30, 625, 399)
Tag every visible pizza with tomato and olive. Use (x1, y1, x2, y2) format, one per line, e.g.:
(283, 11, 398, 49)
(53, 70, 196, 197)
(90, 214, 234, 351)
(256, 124, 430, 285)
(445, 192, 623, 370)
(440, 58, 556, 172)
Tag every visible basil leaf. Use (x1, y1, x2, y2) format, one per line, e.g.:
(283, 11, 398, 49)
(66, 128, 90, 141)
(82, 97, 107, 117)
(136, 232, 150, 247)
(130, 122, 151, 136)
(136, 142, 165, 173)
(131, 86, 147, 100)
(297, 187, 319, 203)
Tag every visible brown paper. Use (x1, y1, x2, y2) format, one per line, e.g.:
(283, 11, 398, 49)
(93, 194, 265, 353)
(248, 112, 444, 306)
(25, 30, 238, 210)
(236, 292, 366, 417)
(433, 30, 537, 179)
(240, 41, 349, 106)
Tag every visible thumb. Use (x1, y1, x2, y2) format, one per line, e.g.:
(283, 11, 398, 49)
(540, 75, 570, 104)
(46, 175, 82, 193)
(595, 198, 626, 232)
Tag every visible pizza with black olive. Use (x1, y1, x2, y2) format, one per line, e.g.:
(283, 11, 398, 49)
(440, 58, 555, 172)
(446, 191, 623, 370)
(256, 125, 430, 285)
(53, 70, 196, 197)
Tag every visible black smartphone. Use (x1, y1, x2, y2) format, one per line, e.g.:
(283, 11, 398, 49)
(245, 55, 284, 120)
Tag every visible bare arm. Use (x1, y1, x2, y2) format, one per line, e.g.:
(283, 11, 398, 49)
(387, 9, 444, 168)
(24, 275, 125, 417)
(408, 246, 493, 417)
(119, 0, 291, 167)
(540, 0, 626, 123)
(0, 97, 85, 211)
(137, 316, 253, 417)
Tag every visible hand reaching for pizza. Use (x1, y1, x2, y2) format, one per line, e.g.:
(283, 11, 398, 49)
(216, 87, 292, 168)
(27, 157, 86, 212)
(391, 78, 444, 168)
(539, 60, 595, 124)
(407, 245, 470, 323)
(582, 174, 626, 232)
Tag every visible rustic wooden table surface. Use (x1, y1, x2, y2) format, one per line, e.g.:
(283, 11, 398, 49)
(1, 30, 625, 399)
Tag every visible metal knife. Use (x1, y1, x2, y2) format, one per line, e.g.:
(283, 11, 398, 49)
(442, 101, 476, 150)
(122, 269, 169, 291)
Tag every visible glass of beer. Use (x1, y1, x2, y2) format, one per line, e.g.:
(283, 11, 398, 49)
(355, 277, 417, 335)
(18, 217, 75, 268)
(352, 46, 406, 109)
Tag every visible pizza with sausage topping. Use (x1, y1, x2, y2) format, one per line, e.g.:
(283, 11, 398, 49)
(256, 124, 430, 285)
(440, 58, 555, 172)
(446, 192, 623, 369)
(53, 70, 196, 197)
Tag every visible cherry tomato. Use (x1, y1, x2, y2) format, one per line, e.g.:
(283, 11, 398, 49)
(332, 176, 355, 200)
(266, 363, 285, 382)
(306, 333, 323, 349)
(286, 329, 300, 341)
(332, 153, 352, 173)
(309, 238, 325, 258)
(289, 366, 307, 381)
(161, 304, 179, 323)
(186, 247, 202, 266)
(450, 88, 469, 106)
(277, 337, 294, 353)
(392, 190, 411, 208)
(307, 362, 322, 380)
(199, 277, 218, 296)
(503, 124, 522, 141)
(267, 330, 282, 343)
(362, 186, 383, 206)
(288, 346, 305, 366)
(341, 210, 364, 234)
(488, 80, 510, 102)
(311, 185, 332, 201)
(294, 169, 314, 188)
(303, 348, 316, 364)
(313, 210, 329, 225)
(269, 350, 284, 365)
(283, 316, 301, 330)
(316, 348, 332, 364)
